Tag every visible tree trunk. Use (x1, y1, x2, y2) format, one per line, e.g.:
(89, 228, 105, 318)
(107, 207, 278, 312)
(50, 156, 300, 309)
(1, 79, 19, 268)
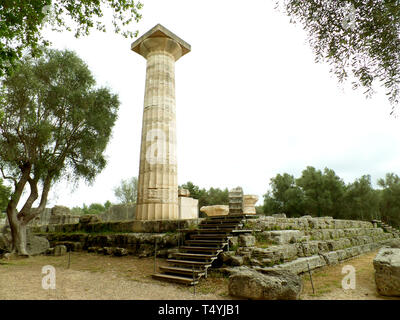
(8, 173, 53, 256)
(6, 165, 31, 256)
(9, 220, 29, 256)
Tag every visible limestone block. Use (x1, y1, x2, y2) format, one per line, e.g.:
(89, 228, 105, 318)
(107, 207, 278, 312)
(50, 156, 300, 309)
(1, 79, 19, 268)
(336, 250, 347, 261)
(275, 255, 326, 274)
(320, 251, 339, 265)
(178, 188, 190, 197)
(242, 195, 259, 214)
(263, 230, 304, 245)
(374, 248, 400, 296)
(239, 235, 256, 247)
(54, 245, 67, 256)
(228, 267, 303, 300)
(179, 197, 198, 219)
(200, 205, 229, 217)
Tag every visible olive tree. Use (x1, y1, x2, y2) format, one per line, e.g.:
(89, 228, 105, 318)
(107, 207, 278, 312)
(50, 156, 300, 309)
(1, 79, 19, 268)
(0, 49, 119, 255)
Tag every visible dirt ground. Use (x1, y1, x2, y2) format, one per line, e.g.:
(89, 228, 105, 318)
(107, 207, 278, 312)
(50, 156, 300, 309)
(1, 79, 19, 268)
(0, 252, 230, 300)
(0, 250, 399, 300)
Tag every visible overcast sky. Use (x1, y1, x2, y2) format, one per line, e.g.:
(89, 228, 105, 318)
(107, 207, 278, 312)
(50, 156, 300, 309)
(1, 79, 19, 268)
(36, 0, 400, 208)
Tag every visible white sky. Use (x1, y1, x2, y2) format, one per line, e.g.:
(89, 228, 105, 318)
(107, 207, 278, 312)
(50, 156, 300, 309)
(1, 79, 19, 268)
(34, 0, 400, 208)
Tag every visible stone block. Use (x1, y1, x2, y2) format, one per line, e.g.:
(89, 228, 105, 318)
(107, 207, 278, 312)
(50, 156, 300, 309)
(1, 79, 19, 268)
(228, 267, 302, 300)
(178, 197, 198, 219)
(239, 235, 256, 247)
(54, 245, 67, 256)
(374, 248, 400, 296)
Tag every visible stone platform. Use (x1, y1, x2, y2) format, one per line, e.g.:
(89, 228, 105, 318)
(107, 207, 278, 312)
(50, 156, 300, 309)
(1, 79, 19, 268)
(222, 215, 399, 274)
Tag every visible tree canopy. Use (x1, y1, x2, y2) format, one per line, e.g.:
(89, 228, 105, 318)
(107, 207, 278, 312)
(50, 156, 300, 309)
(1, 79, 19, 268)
(113, 177, 137, 204)
(263, 166, 398, 227)
(0, 0, 143, 77)
(279, 0, 400, 112)
(0, 48, 120, 254)
(0, 178, 11, 212)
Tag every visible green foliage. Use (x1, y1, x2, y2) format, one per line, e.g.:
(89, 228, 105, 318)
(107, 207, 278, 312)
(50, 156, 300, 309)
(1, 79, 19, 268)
(262, 167, 400, 228)
(279, 0, 400, 111)
(0, 178, 11, 212)
(263, 173, 304, 217)
(342, 175, 380, 221)
(0, 48, 120, 253)
(0, 0, 143, 77)
(296, 167, 345, 218)
(377, 173, 400, 228)
(72, 201, 112, 215)
(179, 182, 229, 213)
(113, 177, 137, 204)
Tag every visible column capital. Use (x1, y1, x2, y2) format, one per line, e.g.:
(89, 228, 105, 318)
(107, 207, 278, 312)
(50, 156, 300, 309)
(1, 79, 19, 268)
(131, 24, 191, 61)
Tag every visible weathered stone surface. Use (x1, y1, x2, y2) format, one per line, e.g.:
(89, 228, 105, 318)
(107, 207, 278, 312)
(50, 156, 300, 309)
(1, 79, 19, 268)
(103, 247, 114, 255)
(272, 213, 286, 218)
(54, 245, 67, 256)
(275, 255, 327, 274)
(239, 235, 255, 247)
(228, 236, 239, 248)
(262, 230, 304, 245)
(242, 195, 258, 215)
(200, 205, 229, 217)
(79, 215, 102, 224)
(179, 197, 198, 219)
(113, 247, 128, 256)
(99, 204, 136, 222)
(51, 206, 70, 216)
(221, 252, 244, 266)
(229, 187, 243, 215)
(374, 248, 400, 296)
(320, 251, 339, 265)
(383, 239, 400, 249)
(178, 188, 190, 197)
(54, 241, 82, 252)
(228, 267, 303, 300)
(133, 24, 191, 221)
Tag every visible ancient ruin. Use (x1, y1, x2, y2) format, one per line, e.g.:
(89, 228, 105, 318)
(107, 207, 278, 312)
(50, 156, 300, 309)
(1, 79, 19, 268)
(131, 24, 193, 221)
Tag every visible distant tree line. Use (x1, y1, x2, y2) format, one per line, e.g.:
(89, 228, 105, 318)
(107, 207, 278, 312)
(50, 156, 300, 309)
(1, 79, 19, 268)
(263, 166, 400, 228)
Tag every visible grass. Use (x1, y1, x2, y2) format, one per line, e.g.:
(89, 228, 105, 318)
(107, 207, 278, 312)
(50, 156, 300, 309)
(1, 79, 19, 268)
(300, 250, 400, 300)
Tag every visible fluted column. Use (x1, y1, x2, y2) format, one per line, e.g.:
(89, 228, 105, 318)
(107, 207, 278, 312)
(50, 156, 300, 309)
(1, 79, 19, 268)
(131, 25, 191, 220)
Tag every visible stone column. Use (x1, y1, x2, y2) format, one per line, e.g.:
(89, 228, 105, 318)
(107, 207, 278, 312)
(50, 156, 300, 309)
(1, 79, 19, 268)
(131, 24, 191, 220)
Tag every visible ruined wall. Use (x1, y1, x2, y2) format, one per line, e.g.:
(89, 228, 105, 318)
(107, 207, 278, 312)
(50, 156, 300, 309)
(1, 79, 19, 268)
(222, 215, 399, 274)
(98, 204, 136, 222)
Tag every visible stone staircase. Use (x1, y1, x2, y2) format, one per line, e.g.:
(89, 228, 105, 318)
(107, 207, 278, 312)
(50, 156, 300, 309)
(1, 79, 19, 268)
(152, 214, 257, 285)
(372, 219, 400, 238)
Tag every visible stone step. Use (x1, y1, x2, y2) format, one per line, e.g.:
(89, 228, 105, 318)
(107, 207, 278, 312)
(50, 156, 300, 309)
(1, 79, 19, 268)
(206, 214, 247, 219)
(152, 273, 199, 285)
(185, 240, 228, 246)
(190, 234, 228, 240)
(180, 246, 223, 253)
(159, 266, 205, 277)
(199, 223, 241, 228)
(200, 219, 243, 224)
(173, 252, 217, 260)
(177, 228, 233, 234)
(231, 229, 256, 234)
(167, 259, 213, 267)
